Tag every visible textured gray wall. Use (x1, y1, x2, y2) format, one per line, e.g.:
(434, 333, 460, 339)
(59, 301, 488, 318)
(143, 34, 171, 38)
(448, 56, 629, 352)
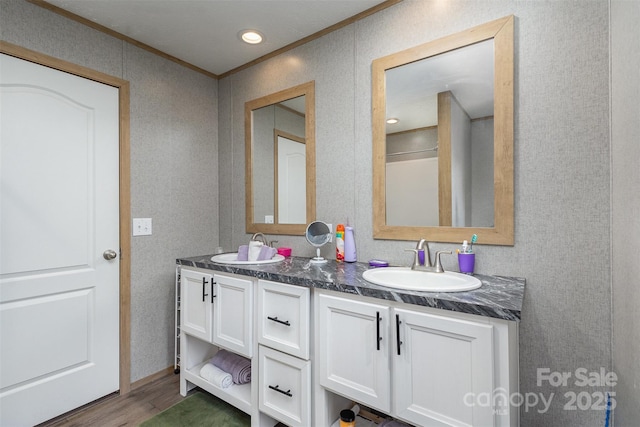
(0, 0, 219, 382)
(219, 1, 612, 425)
(612, 0, 640, 425)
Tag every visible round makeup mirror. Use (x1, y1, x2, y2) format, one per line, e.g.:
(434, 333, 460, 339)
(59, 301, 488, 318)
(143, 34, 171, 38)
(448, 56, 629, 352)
(305, 221, 331, 264)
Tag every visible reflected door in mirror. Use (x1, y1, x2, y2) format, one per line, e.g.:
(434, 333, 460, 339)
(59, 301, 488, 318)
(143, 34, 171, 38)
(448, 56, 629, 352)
(276, 131, 306, 224)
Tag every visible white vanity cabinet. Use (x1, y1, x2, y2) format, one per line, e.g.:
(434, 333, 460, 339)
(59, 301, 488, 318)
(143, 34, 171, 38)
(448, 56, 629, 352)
(177, 261, 521, 427)
(179, 268, 255, 417)
(257, 280, 311, 427)
(317, 291, 519, 427)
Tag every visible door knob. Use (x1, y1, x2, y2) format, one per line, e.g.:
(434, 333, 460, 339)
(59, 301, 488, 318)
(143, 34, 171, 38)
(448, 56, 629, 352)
(103, 249, 117, 260)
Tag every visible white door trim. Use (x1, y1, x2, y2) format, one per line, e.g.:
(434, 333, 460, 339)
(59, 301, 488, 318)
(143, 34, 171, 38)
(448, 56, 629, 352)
(0, 40, 133, 395)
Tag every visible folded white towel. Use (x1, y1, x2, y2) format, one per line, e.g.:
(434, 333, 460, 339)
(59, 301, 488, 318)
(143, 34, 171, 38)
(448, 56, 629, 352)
(199, 363, 233, 389)
(248, 241, 263, 261)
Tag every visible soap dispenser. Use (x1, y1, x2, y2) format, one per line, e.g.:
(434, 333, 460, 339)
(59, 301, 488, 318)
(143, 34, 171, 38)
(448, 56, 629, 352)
(344, 226, 357, 262)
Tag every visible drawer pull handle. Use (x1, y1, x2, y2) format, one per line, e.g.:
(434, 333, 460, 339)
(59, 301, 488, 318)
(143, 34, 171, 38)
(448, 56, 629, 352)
(267, 316, 291, 326)
(268, 384, 292, 397)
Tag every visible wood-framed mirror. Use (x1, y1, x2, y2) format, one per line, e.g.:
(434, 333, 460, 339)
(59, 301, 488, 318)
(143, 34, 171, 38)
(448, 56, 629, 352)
(372, 16, 514, 245)
(245, 81, 316, 235)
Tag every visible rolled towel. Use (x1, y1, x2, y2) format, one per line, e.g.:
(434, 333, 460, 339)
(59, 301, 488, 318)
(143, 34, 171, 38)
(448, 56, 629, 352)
(209, 349, 251, 384)
(248, 241, 263, 261)
(237, 245, 249, 261)
(199, 363, 232, 389)
(257, 246, 277, 261)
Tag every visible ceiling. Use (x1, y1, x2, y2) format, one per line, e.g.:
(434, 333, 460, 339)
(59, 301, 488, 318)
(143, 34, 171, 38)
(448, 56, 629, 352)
(42, 0, 392, 77)
(385, 39, 494, 133)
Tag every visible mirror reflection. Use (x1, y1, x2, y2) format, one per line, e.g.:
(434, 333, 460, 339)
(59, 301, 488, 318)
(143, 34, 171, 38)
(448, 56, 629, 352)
(385, 40, 494, 228)
(245, 82, 316, 235)
(252, 97, 306, 224)
(372, 16, 514, 245)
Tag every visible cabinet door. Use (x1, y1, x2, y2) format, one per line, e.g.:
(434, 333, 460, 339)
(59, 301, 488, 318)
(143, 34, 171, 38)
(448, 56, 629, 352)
(317, 293, 391, 412)
(393, 308, 495, 427)
(212, 274, 253, 358)
(180, 268, 214, 342)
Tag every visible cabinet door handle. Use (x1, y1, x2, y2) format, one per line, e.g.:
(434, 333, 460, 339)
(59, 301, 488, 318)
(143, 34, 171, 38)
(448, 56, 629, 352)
(211, 281, 216, 303)
(268, 384, 292, 397)
(202, 277, 209, 302)
(396, 314, 403, 356)
(376, 311, 382, 351)
(267, 316, 291, 326)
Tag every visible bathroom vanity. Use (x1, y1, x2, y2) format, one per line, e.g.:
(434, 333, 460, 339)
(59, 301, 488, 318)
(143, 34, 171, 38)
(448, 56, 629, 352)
(176, 255, 524, 427)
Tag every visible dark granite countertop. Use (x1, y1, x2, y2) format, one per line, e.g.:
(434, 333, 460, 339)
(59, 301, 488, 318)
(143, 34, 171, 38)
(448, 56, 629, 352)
(176, 254, 525, 322)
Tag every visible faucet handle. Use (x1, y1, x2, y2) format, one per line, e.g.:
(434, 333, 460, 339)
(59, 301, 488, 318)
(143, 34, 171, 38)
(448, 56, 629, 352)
(434, 250, 452, 273)
(269, 240, 278, 248)
(404, 249, 420, 270)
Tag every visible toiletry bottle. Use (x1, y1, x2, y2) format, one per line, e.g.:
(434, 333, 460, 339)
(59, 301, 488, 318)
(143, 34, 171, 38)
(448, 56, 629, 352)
(339, 409, 356, 427)
(344, 226, 357, 262)
(336, 224, 345, 262)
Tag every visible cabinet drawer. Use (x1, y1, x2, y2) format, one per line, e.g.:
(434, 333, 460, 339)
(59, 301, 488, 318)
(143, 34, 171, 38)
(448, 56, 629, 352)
(258, 346, 310, 427)
(258, 280, 310, 359)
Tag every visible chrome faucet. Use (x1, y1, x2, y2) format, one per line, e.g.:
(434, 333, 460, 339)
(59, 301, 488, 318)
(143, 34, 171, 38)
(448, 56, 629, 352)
(405, 239, 451, 273)
(250, 232, 269, 246)
(417, 239, 431, 267)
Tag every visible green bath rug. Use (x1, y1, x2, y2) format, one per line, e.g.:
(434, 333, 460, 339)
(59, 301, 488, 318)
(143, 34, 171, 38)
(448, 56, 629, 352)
(139, 392, 250, 427)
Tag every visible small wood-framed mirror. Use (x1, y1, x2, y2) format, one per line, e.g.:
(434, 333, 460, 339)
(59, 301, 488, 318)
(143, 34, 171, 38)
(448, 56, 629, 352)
(245, 81, 316, 235)
(372, 16, 514, 245)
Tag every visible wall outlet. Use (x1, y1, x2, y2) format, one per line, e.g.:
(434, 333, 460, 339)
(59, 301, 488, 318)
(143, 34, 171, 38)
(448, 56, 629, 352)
(133, 218, 152, 236)
(265, 215, 274, 224)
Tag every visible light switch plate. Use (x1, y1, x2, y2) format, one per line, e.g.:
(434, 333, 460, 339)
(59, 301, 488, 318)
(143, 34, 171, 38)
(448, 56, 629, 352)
(133, 218, 152, 236)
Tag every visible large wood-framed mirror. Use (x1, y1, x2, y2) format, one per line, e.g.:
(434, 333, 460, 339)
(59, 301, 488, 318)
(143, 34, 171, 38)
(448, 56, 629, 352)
(372, 16, 514, 245)
(245, 81, 316, 235)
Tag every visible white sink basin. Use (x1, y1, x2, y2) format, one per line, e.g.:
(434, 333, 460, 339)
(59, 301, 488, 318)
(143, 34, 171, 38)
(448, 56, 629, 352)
(362, 267, 481, 292)
(210, 253, 285, 265)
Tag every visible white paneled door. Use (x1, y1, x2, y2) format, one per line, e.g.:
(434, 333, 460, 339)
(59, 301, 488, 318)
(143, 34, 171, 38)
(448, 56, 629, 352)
(0, 53, 120, 426)
(276, 135, 306, 224)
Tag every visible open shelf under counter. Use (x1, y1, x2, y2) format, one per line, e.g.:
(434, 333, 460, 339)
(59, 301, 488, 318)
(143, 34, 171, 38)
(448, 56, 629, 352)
(183, 360, 252, 415)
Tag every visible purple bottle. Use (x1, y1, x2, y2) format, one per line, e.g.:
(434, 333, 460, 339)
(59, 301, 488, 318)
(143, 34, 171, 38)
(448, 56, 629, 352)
(344, 226, 357, 262)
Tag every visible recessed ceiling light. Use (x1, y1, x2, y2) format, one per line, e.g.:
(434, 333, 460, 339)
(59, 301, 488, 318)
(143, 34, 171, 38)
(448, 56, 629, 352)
(240, 30, 264, 44)
(386, 118, 399, 124)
